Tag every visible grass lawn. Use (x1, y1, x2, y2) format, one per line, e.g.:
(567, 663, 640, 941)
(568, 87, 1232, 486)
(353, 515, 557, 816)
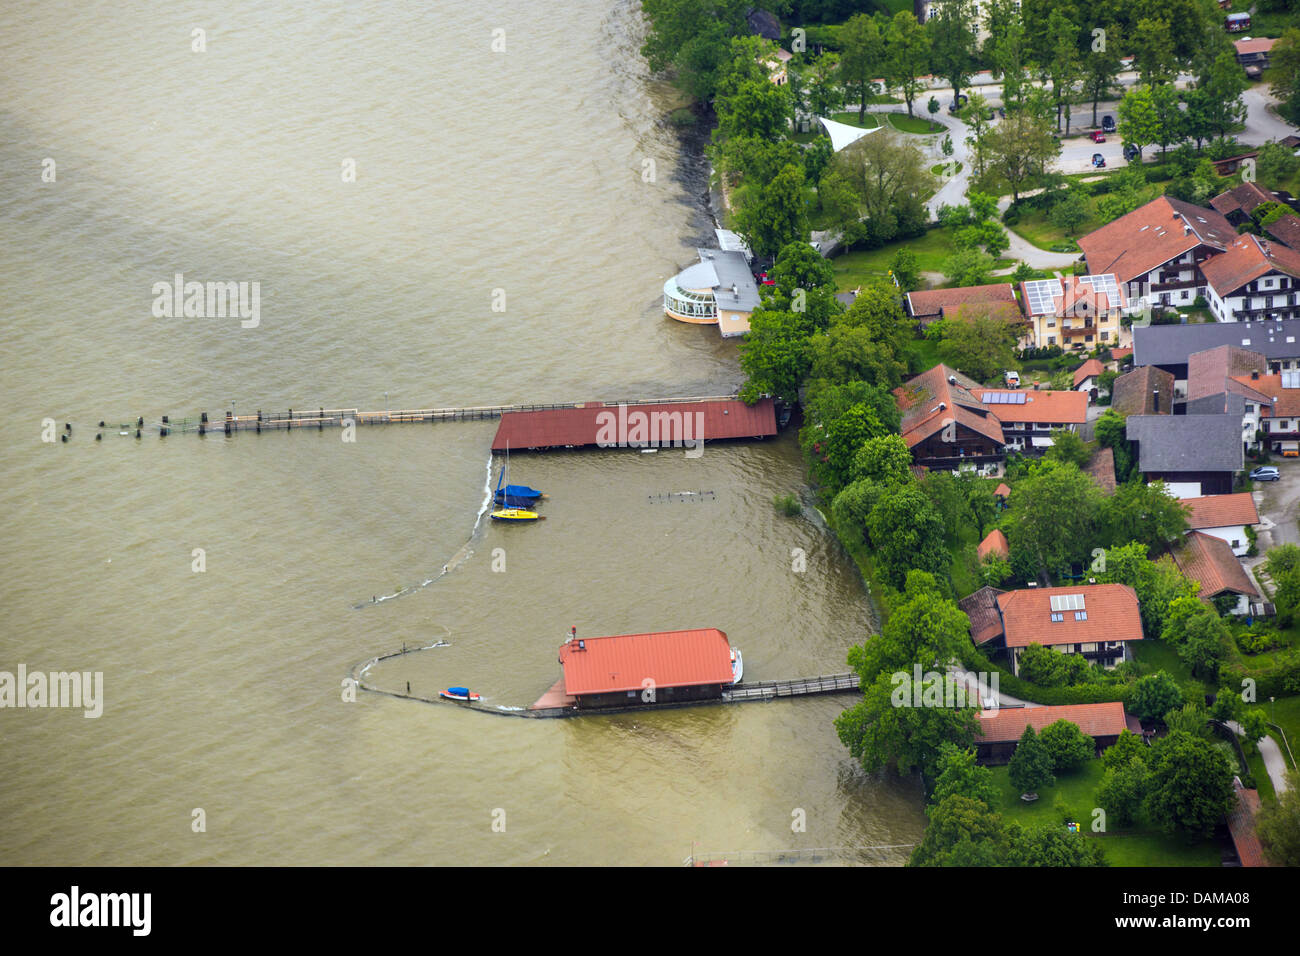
(830, 111, 880, 130)
(886, 112, 943, 135)
(1251, 9, 1300, 37)
(1247, 695, 1300, 772)
(931, 162, 962, 176)
(989, 759, 1223, 866)
(830, 228, 958, 287)
(1131, 637, 1210, 696)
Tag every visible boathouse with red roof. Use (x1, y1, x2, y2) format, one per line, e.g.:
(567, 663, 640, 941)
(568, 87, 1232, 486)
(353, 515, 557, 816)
(492, 398, 776, 452)
(552, 628, 736, 709)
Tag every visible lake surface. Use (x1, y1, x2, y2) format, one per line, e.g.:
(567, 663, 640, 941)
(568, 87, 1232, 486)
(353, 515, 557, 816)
(0, 0, 923, 865)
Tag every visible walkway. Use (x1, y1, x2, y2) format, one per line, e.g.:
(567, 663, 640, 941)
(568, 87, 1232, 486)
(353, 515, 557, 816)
(1227, 720, 1292, 795)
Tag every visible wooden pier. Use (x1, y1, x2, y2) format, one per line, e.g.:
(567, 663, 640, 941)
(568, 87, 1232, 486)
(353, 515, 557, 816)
(722, 673, 860, 702)
(108, 394, 743, 437)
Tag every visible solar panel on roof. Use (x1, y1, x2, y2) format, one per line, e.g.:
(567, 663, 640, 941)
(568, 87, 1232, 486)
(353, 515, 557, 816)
(982, 391, 1027, 404)
(1049, 593, 1086, 611)
(1024, 278, 1062, 315)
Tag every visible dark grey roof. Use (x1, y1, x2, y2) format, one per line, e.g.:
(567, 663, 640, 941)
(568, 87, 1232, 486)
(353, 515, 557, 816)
(695, 248, 761, 312)
(1126, 414, 1245, 473)
(1186, 392, 1247, 417)
(1134, 319, 1300, 368)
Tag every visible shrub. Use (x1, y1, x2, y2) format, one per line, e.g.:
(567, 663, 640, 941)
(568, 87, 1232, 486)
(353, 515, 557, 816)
(773, 492, 802, 516)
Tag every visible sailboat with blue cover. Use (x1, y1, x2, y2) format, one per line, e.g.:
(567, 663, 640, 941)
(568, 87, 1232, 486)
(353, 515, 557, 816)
(490, 444, 545, 522)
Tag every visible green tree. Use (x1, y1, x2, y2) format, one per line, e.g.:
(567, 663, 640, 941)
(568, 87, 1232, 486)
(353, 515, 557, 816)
(807, 52, 844, 118)
(1163, 702, 1209, 738)
(1145, 731, 1236, 840)
(940, 247, 997, 287)
(769, 239, 835, 294)
(1049, 186, 1091, 237)
(738, 307, 812, 404)
(885, 12, 932, 119)
(1006, 458, 1102, 581)
(1101, 728, 1148, 770)
(639, 0, 749, 103)
(839, 13, 886, 124)
(1018, 642, 1093, 687)
(1044, 428, 1090, 468)
(890, 246, 920, 292)
(1268, 28, 1300, 125)
(733, 163, 809, 259)
(1130, 671, 1186, 724)
(1149, 81, 1186, 158)
(868, 485, 951, 589)
(1131, 18, 1178, 87)
(960, 92, 995, 177)
(1080, 23, 1124, 127)
(852, 570, 970, 681)
(908, 794, 1009, 866)
(1094, 408, 1133, 481)
(1098, 756, 1152, 827)
(1040, 718, 1098, 771)
(931, 743, 999, 809)
(1100, 480, 1190, 553)
(933, 303, 1021, 382)
(1009, 725, 1055, 796)
(851, 433, 914, 487)
(1100, 541, 1197, 635)
(983, 105, 1061, 202)
(836, 670, 979, 779)
(1006, 826, 1108, 866)
(1118, 86, 1159, 157)
(928, 0, 979, 105)
(830, 478, 889, 549)
(715, 74, 792, 143)
(1044, 8, 1082, 133)
(823, 130, 935, 244)
(811, 400, 890, 493)
(1258, 770, 1300, 866)
(1193, 50, 1249, 143)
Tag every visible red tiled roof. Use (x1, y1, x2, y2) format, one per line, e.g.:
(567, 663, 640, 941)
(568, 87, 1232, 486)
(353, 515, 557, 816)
(492, 399, 775, 452)
(976, 702, 1129, 743)
(1267, 214, 1300, 251)
(1228, 780, 1267, 867)
(1201, 235, 1300, 297)
(1235, 37, 1276, 57)
(1178, 493, 1260, 529)
(1187, 344, 1268, 402)
(1078, 197, 1235, 285)
(977, 528, 1010, 561)
(1084, 446, 1117, 495)
(1172, 532, 1260, 600)
(997, 583, 1144, 648)
(558, 628, 734, 696)
(906, 283, 1018, 319)
(1231, 373, 1300, 417)
(1210, 181, 1276, 218)
(894, 365, 1006, 447)
(970, 387, 1088, 425)
(1111, 365, 1175, 415)
(1074, 359, 1105, 387)
(994, 482, 1011, 497)
(957, 585, 1006, 646)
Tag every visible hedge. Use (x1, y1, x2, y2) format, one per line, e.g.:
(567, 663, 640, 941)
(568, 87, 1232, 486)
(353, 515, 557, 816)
(958, 643, 1133, 706)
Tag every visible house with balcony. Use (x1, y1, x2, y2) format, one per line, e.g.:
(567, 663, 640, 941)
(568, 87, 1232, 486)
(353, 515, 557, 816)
(1229, 368, 1300, 453)
(662, 248, 760, 338)
(980, 584, 1145, 676)
(894, 365, 1006, 475)
(1019, 274, 1129, 350)
(1078, 197, 1237, 309)
(904, 282, 1020, 331)
(968, 385, 1087, 455)
(1201, 235, 1300, 325)
(1133, 318, 1300, 400)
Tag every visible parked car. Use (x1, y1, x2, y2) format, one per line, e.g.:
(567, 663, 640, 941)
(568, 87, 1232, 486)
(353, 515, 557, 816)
(1102, 115, 1116, 133)
(1004, 370, 1021, 387)
(1092, 153, 1106, 168)
(1123, 143, 1140, 162)
(1250, 466, 1281, 481)
(1090, 130, 1106, 143)
(754, 270, 775, 286)
(947, 93, 969, 114)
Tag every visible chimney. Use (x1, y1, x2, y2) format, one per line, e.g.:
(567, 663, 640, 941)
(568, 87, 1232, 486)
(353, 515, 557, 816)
(1152, 388, 1160, 413)
(948, 375, 957, 385)
(1253, 370, 1260, 380)
(1027, 581, 1038, 588)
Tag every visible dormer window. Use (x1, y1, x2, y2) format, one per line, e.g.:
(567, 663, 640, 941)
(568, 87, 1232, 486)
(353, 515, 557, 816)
(1050, 613, 1064, 622)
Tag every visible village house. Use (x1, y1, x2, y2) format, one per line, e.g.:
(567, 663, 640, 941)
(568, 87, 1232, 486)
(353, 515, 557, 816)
(1201, 235, 1300, 324)
(1125, 413, 1246, 496)
(1234, 36, 1276, 79)
(904, 283, 1020, 331)
(1019, 275, 1128, 350)
(1077, 197, 1237, 309)
(977, 528, 1009, 562)
(1110, 364, 1175, 415)
(1178, 493, 1260, 556)
(1133, 318, 1300, 398)
(974, 701, 1136, 765)
(1073, 358, 1106, 401)
(894, 366, 1006, 475)
(662, 248, 760, 337)
(1231, 368, 1300, 453)
(1267, 214, 1300, 251)
(965, 583, 1145, 675)
(1184, 344, 1270, 447)
(1210, 181, 1283, 227)
(893, 366, 1086, 472)
(1168, 532, 1260, 615)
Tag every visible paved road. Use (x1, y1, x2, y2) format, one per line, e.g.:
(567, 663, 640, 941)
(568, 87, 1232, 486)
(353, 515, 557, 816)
(1247, 458, 1300, 554)
(1227, 720, 1292, 795)
(949, 665, 1040, 709)
(994, 195, 1084, 270)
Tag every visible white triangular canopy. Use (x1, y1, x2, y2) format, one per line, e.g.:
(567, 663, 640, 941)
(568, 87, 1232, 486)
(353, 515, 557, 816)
(817, 116, 881, 152)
